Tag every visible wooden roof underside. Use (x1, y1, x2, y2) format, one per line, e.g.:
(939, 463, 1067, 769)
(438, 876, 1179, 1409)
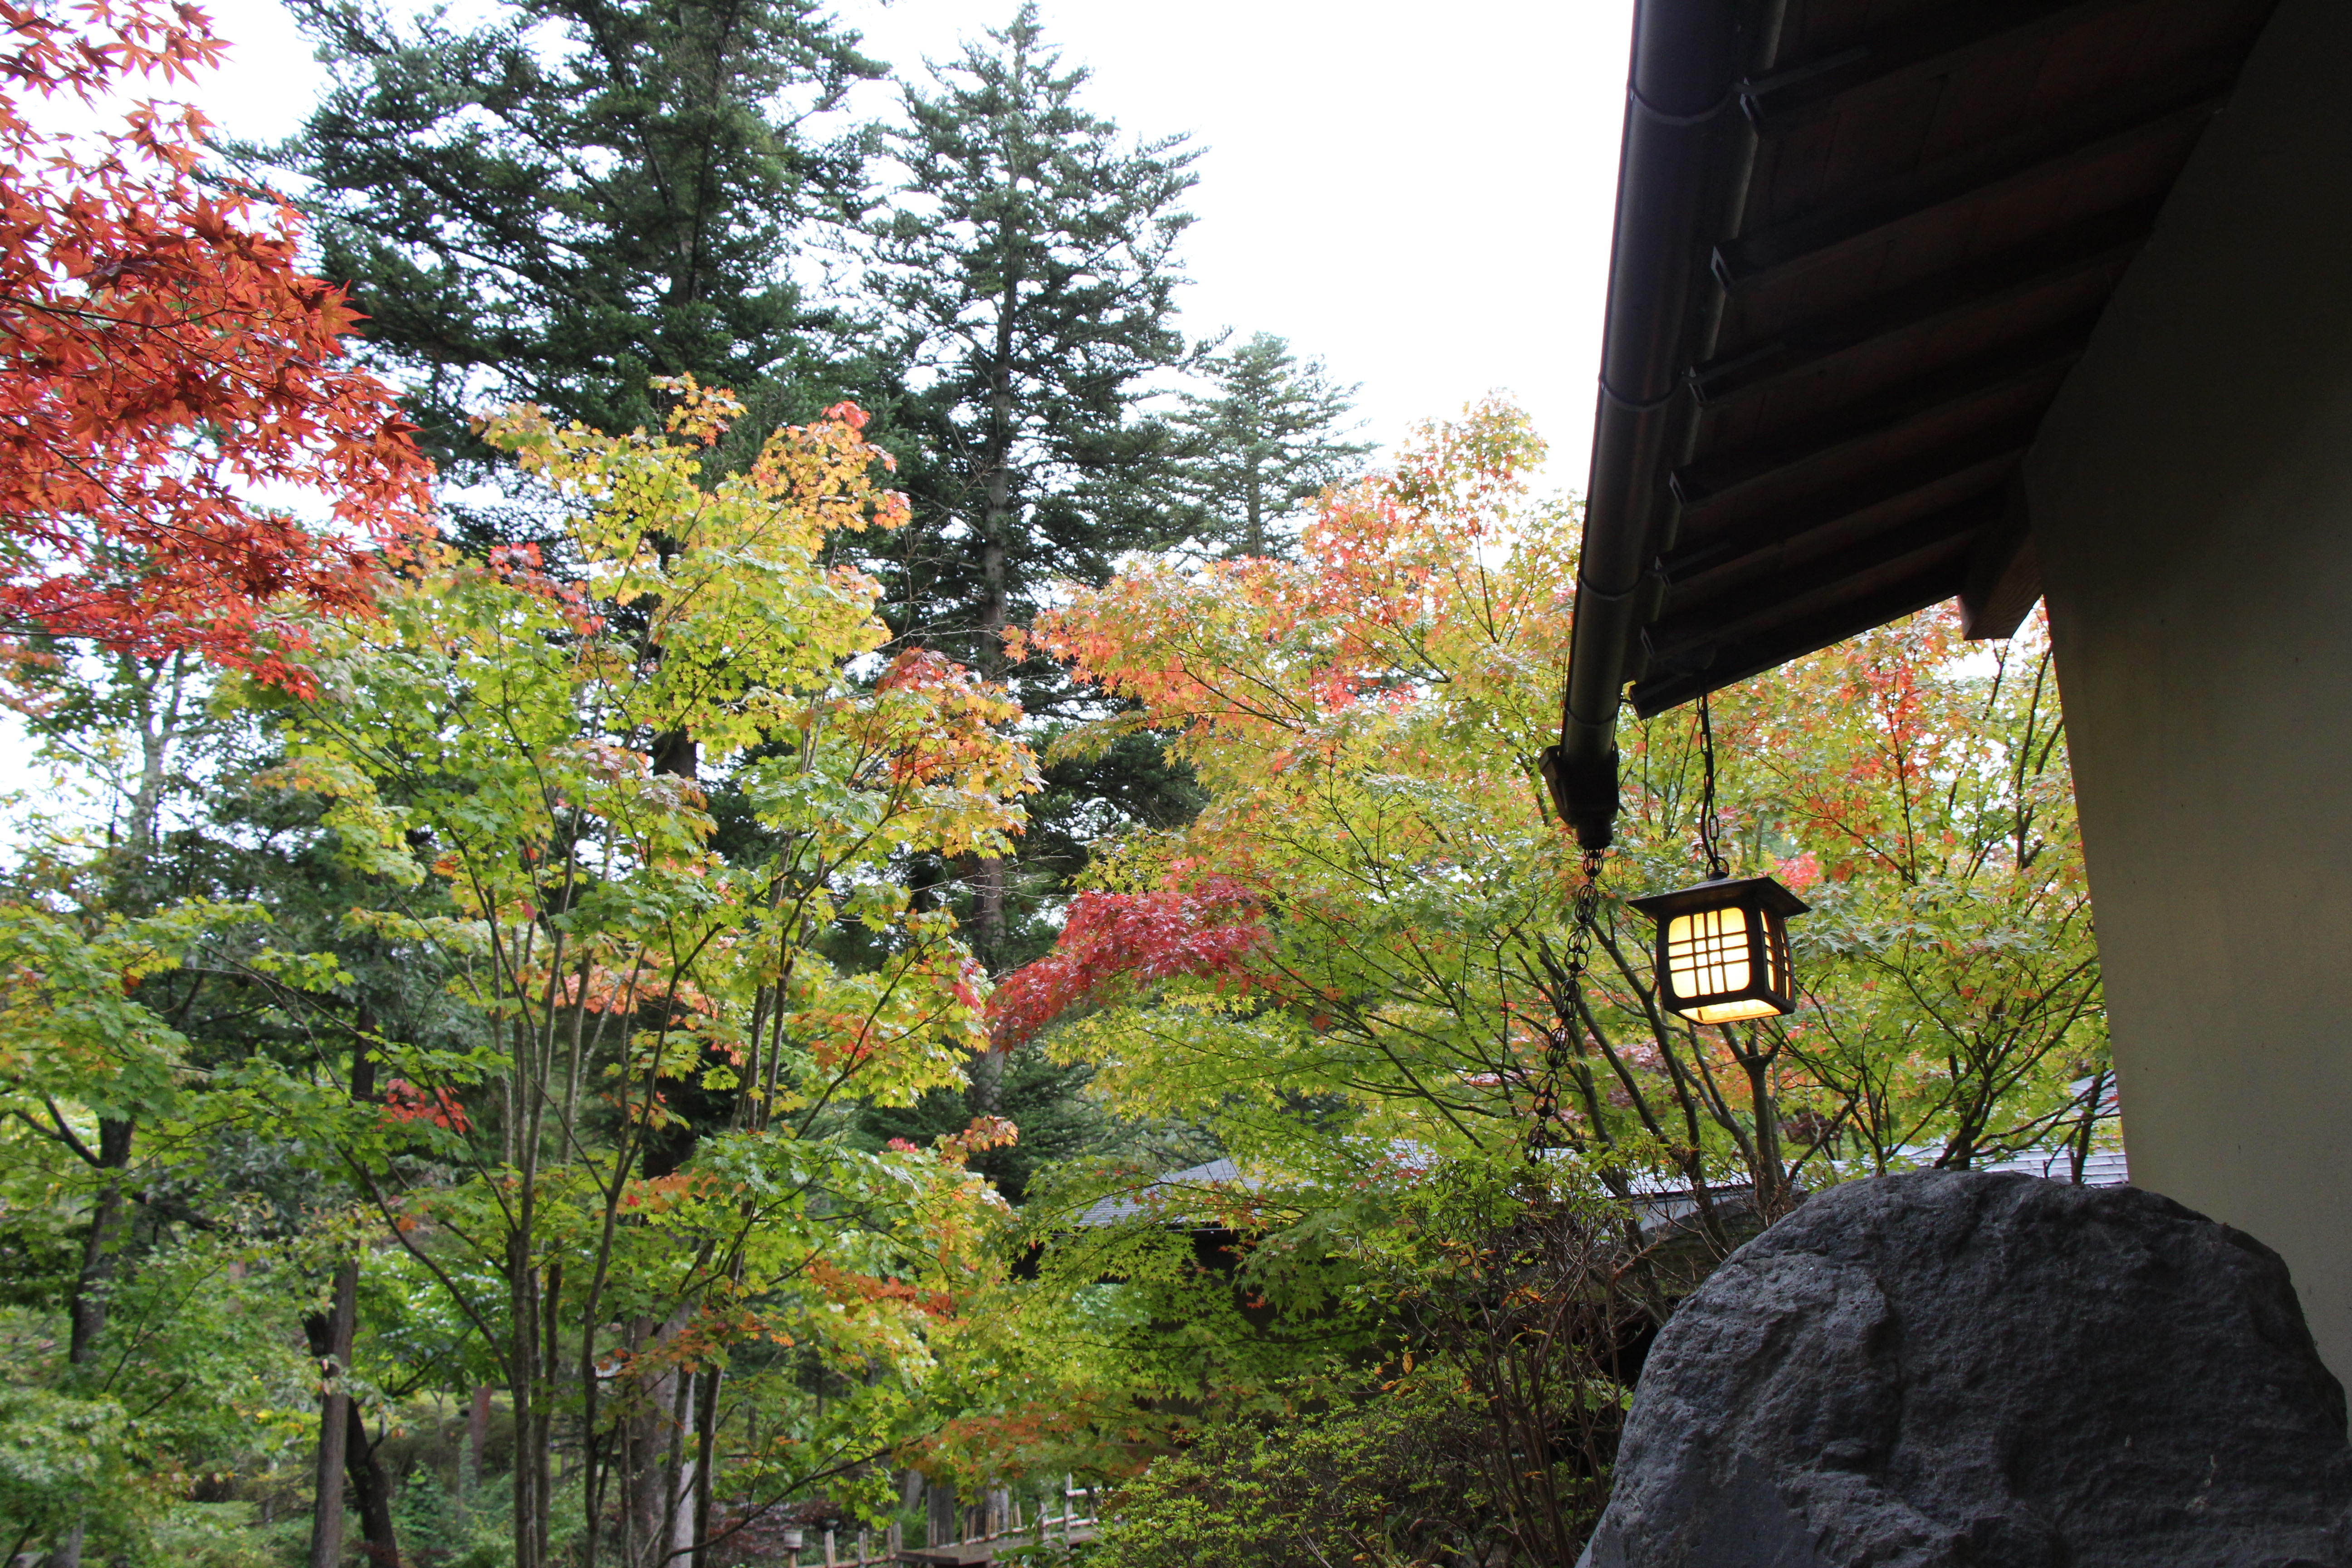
(1598, 0, 2281, 717)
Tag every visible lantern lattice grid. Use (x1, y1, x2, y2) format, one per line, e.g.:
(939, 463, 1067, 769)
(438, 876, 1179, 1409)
(1627, 874, 1808, 1024)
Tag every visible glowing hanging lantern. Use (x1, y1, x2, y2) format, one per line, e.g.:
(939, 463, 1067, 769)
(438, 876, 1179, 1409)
(1627, 874, 1809, 1024)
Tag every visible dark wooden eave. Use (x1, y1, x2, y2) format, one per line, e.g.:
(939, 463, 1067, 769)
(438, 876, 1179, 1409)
(1545, 0, 2283, 848)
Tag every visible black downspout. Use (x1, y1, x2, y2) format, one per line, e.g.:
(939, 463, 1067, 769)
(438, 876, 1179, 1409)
(1546, 0, 1784, 849)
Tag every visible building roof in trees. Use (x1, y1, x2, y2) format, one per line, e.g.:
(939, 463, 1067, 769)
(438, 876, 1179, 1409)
(1979, 1147, 2130, 1186)
(1075, 1147, 2127, 1256)
(1076, 1158, 1254, 1227)
(1560, 0, 2282, 738)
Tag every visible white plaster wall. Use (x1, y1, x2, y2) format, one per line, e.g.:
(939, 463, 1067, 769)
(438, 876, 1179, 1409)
(2024, 0, 2352, 1381)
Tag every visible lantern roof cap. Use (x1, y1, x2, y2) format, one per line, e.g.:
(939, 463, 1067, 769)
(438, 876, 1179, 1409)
(1627, 872, 1810, 921)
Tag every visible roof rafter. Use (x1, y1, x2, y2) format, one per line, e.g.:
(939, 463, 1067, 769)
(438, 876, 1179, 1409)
(1664, 449, 2022, 589)
(1647, 493, 1999, 662)
(1714, 68, 2231, 292)
(1740, 0, 2152, 136)
(1631, 564, 1969, 716)
(1671, 326, 2092, 510)
(1689, 204, 2155, 408)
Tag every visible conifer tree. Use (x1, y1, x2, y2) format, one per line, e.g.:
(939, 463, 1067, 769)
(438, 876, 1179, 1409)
(270, 0, 882, 479)
(1165, 332, 1371, 557)
(864, 2, 1202, 974)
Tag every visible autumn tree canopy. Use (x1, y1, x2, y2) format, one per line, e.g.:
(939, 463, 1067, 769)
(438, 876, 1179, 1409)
(0, 0, 428, 684)
(263, 384, 1038, 1568)
(1007, 401, 2105, 1193)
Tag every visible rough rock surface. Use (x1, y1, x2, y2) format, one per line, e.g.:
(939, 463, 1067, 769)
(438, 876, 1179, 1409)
(1579, 1171, 2352, 1568)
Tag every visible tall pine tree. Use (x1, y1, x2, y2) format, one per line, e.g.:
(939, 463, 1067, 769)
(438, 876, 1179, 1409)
(1165, 331, 1370, 557)
(865, 2, 1202, 978)
(269, 0, 883, 479)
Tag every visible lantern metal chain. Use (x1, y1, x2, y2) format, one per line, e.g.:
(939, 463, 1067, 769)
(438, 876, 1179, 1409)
(1528, 846, 1607, 1159)
(1696, 691, 1729, 880)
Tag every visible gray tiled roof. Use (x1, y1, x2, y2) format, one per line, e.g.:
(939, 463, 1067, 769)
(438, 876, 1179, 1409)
(1977, 1146, 2130, 1187)
(1076, 1158, 1252, 1227)
(1073, 1145, 2131, 1233)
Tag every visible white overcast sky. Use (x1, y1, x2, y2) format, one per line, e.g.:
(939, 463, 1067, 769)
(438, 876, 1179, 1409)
(188, 0, 1637, 486)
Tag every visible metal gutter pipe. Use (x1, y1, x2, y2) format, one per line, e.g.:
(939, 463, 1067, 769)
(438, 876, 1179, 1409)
(1545, 0, 1780, 850)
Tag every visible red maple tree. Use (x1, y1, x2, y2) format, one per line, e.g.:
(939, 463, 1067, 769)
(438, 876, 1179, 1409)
(989, 874, 1270, 1049)
(0, 0, 429, 684)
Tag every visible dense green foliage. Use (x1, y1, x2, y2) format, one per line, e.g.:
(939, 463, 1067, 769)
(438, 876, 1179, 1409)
(1161, 332, 1371, 559)
(274, 0, 1215, 983)
(1091, 1380, 1492, 1568)
(271, 0, 883, 478)
(864, 2, 1196, 687)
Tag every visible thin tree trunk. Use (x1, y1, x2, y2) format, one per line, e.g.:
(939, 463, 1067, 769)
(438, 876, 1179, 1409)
(466, 1384, 493, 1494)
(645, 1360, 695, 1568)
(50, 658, 181, 1568)
(1737, 1033, 1784, 1212)
(509, 1230, 544, 1568)
(307, 1260, 361, 1568)
(666, 1362, 697, 1563)
(51, 1117, 135, 1568)
(897, 1469, 922, 1553)
(578, 1327, 605, 1568)
(962, 228, 1023, 1113)
(345, 1401, 401, 1567)
(540, 1259, 560, 1567)
(67, 1119, 134, 1366)
(312, 1023, 388, 1566)
(621, 1318, 661, 1567)
(622, 1310, 689, 1568)
(2070, 1067, 2112, 1184)
(687, 1362, 721, 1568)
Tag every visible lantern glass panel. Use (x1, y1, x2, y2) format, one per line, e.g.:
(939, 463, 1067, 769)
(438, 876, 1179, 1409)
(1664, 906, 1752, 1000)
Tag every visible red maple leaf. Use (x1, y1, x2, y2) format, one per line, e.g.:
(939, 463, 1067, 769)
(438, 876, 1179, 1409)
(0, 0, 431, 689)
(989, 874, 1270, 1049)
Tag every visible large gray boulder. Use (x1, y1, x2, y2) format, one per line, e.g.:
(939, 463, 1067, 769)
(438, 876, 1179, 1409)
(1580, 1170, 2352, 1568)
